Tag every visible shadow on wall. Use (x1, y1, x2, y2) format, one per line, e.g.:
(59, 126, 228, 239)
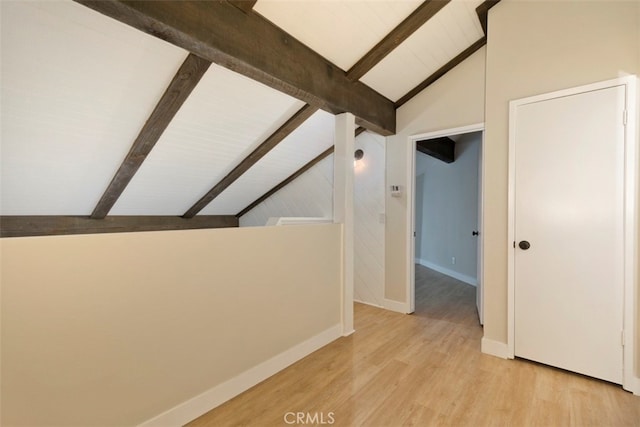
(415, 131, 481, 286)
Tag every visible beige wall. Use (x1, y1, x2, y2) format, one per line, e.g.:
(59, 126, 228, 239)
(1, 225, 342, 426)
(483, 0, 640, 366)
(385, 0, 640, 376)
(385, 46, 486, 302)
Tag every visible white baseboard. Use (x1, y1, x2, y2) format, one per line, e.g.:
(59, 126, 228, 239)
(416, 259, 477, 287)
(353, 299, 384, 309)
(481, 337, 509, 359)
(342, 328, 355, 337)
(383, 298, 411, 314)
(631, 376, 640, 396)
(138, 324, 342, 427)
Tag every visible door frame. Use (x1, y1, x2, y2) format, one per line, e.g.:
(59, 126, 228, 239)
(407, 122, 485, 316)
(507, 76, 638, 393)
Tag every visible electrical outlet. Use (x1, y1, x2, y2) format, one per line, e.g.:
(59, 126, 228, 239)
(451, 257, 456, 265)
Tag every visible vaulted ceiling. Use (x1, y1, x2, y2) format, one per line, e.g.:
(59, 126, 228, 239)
(0, 0, 496, 237)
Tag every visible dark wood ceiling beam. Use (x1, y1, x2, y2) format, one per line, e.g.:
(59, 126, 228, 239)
(75, 0, 396, 135)
(90, 53, 210, 219)
(417, 137, 455, 163)
(395, 37, 486, 109)
(227, 0, 257, 14)
(183, 104, 318, 218)
(236, 146, 334, 218)
(346, 0, 450, 81)
(0, 215, 238, 238)
(476, 0, 501, 35)
(355, 126, 367, 137)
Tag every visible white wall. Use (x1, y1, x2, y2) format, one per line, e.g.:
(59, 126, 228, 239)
(0, 225, 342, 426)
(354, 132, 386, 307)
(415, 132, 480, 285)
(385, 46, 486, 304)
(240, 133, 386, 308)
(239, 155, 334, 227)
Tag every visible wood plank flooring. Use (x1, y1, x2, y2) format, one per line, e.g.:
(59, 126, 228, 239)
(188, 265, 640, 426)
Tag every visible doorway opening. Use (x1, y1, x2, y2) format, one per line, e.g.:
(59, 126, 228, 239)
(407, 124, 484, 324)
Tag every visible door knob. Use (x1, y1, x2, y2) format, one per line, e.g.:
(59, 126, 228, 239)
(518, 241, 531, 250)
(472, 230, 479, 236)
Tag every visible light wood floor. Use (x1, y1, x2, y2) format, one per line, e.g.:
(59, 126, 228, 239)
(188, 265, 640, 426)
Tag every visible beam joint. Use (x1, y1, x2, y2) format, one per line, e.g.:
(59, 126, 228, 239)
(75, 0, 396, 135)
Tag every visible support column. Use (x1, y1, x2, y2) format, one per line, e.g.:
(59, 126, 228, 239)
(334, 113, 355, 336)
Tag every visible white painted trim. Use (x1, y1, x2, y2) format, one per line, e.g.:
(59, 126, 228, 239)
(416, 259, 477, 287)
(407, 123, 485, 316)
(507, 96, 518, 359)
(266, 217, 332, 226)
(622, 75, 638, 393)
(481, 337, 509, 359)
(383, 298, 411, 314)
(410, 123, 486, 143)
(476, 132, 485, 325)
(342, 328, 355, 337)
(507, 76, 638, 390)
(137, 324, 342, 427)
(407, 137, 416, 314)
(334, 113, 356, 336)
(353, 299, 384, 309)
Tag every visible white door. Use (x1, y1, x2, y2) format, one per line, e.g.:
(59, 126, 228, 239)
(513, 85, 626, 384)
(476, 136, 484, 325)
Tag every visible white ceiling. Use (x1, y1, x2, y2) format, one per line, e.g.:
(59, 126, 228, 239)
(360, 0, 484, 101)
(0, 1, 187, 215)
(200, 110, 335, 215)
(110, 64, 305, 215)
(254, 0, 422, 71)
(1, 0, 487, 218)
(256, 0, 485, 102)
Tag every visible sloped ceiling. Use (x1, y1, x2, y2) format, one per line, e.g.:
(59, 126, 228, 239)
(360, 0, 484, 100)
(0, 0, 495, 236)
(1, 1, 188, 215)
(256, 0, 484, 101)
(254, 1, 424, 71)
(109, 64, 306, 215)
